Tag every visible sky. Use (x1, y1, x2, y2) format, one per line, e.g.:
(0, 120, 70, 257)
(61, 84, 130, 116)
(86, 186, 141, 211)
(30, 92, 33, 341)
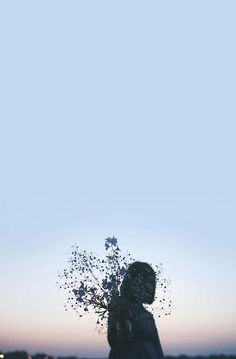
(0, 0, 236, 358)
(0, 194, 236, 357)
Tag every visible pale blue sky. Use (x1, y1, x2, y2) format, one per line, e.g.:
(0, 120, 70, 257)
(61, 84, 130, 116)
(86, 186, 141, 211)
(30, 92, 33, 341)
(0, 0, 236, 357)
(0, 0, 235, 193)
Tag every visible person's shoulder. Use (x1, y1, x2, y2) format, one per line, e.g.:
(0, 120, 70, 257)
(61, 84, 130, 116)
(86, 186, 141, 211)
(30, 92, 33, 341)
(129, 302, 153, 319)
(140, 308, 154, 319)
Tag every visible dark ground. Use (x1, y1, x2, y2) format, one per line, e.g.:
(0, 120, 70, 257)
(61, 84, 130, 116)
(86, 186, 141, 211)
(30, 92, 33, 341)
(1, 352, 236, 359)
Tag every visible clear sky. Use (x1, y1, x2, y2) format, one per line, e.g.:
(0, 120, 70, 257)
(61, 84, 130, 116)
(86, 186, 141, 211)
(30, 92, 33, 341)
(0, 0, 236, 358)
(0, 193, 236, 357)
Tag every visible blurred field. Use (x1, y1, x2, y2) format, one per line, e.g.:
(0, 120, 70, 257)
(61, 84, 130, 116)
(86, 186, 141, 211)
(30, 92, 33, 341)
(1, 352, 236, 359)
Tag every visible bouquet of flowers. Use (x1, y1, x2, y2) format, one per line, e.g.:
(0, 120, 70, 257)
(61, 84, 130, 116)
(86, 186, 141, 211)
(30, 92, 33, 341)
(57, 237, 171, 333)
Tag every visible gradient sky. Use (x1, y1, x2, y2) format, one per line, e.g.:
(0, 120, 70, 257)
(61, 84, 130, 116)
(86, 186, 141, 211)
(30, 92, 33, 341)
(0, 0, 236, 358)
(0, 193, 236, 357)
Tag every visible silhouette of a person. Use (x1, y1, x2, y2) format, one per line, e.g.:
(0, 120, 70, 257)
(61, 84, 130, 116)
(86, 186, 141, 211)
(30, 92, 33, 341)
(107, 261, 164, 359)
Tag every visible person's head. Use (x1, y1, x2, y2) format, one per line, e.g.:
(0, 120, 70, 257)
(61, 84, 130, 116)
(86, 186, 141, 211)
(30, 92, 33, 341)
(120, 261, 156, 304)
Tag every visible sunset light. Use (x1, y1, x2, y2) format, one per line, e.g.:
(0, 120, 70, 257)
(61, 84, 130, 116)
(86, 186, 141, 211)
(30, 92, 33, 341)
(1, 1, 236, 358)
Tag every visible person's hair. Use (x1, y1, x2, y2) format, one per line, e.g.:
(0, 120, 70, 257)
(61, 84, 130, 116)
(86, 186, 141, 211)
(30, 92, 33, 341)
(120, 261, 156, 304)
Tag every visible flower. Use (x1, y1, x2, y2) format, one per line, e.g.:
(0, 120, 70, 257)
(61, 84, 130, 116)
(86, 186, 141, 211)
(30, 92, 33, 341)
(105, 236, 117, 250)
(57, 237, 172, 334)
(120, 267, 127, 276)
